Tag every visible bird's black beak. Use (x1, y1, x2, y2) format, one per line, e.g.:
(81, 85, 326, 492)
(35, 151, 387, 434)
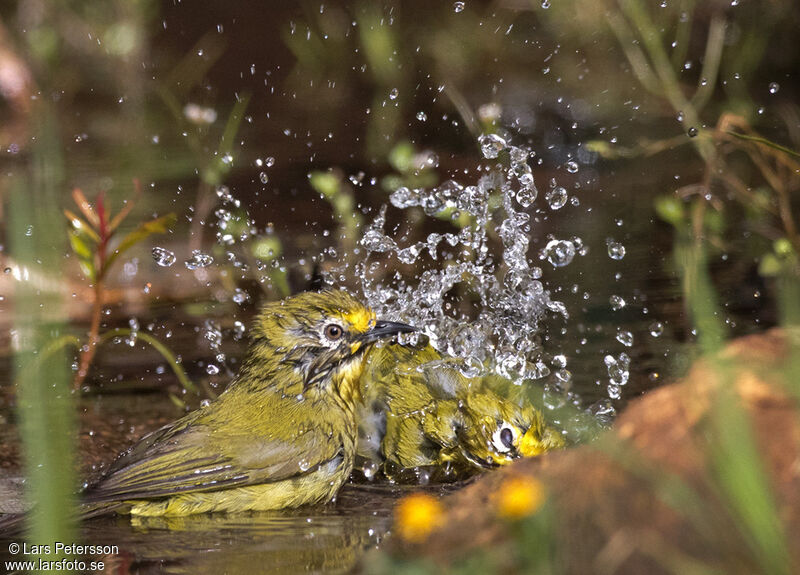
(361, 319, 418, 343)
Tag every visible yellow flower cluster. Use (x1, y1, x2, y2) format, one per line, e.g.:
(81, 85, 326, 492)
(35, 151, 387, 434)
(394, 493, 445, 542)
(495, 475, 546, 519)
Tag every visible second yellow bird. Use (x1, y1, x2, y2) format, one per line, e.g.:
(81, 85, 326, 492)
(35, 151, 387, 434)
(358, 339, 565, 481)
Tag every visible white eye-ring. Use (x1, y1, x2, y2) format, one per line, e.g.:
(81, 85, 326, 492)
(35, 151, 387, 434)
(491, 422, 517, 454)
(323, 323, 344, 341)
(318, 322, 346, 347)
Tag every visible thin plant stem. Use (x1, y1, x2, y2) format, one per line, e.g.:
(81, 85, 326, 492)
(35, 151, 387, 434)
(691, 15, 726, 112)
(97, 328, 197, 392)
(73, 280, 103, 390)
(670, 0, 694, 71)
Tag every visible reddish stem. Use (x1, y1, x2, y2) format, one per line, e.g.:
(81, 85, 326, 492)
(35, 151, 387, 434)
(73, 193, 108, 390)
(72, 280, 103, 390)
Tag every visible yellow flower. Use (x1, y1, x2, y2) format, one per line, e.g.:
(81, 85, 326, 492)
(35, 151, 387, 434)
(394, 493, 445, 542)
(495, 475, 546, 519)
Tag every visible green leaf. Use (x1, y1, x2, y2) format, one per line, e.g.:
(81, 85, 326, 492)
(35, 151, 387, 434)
(655, 195, 685, 228)
(774, 238, 794, 257)
(585, 140, 617, 158)
(105, 213, 177, 274)
(68, 232, 96, 279)
(380, 174, 404, 193)
(71, 188, 100, 229)
(758, 254, 782, 278)
(309, 171, 340, 199)
(64, 210, 100, 243)
(704, 208, 725, 235)
(388, 141, 415, 173)
(251, 236, 283, 260)
(201, 95, 251, 186)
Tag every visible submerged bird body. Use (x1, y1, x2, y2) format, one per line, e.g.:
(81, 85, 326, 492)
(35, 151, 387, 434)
(79, 290, 414, 517)
(358, 340, 564, 480)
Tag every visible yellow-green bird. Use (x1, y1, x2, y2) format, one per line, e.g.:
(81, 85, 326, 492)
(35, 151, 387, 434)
(4, 290, 414, 525)
(357, 340, 564, 480)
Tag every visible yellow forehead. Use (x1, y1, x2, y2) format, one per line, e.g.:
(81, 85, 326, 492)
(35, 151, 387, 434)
(341, 307, 376, 333)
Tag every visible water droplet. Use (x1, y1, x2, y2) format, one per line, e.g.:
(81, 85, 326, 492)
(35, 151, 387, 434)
(616, 330, 634, 347)
(362, 460, 379, 480)
(397, 331, 420, 346)
(497, 351, 526, 380)
(768, 82, 780, 94)
(541, 239, 576, 267)
(545, 186, 568, 209)
(648, 321, 664, 337)
(565, 160, 579, 174)
(416, 111, 427, 121)
(541, 0, 550, 7)
(152, 247, 176, 267)
(298, 459, 311, 472)
(259, 172, 269, 184)
(555, 368, 572, 385)
(389, 186, 419, 209)
(206, 364, 219, 375)
(184, 250, 214, 270)
(183, 103, 217, 125)
(516, 186, 537, 208)
(215, 185, 235, 203)
(542, 383, 567, 410)
(609, 295, 626, 310)
(396, 245, 422, 265)
(453, 1, 465, 12)
(203, 320, 223, 349)
(479, 133, 507, 159)
(416, 468, 431, 485)
(605, 352, 630, 386)
(232, 288, 250, 305)
(388, 88, 399, 100)
(606, 239, 626, 260)
(361, 228, 396, 253)
(589, 399, 616, 425)
(687, 126, 698, 138)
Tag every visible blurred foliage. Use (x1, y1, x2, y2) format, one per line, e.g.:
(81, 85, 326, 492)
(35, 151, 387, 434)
(381, 141, 439, 193)
(309, 169, 362, 260)
(8, 101, 77, 562)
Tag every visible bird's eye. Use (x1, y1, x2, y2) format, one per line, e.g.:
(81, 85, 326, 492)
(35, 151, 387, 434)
(491, 423, 517, 454)
(500, 427, 514, 449)
(323, 323, 344, 341)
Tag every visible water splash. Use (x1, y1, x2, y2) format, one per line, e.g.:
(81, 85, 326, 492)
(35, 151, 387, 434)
(356, 136, 572, 382)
